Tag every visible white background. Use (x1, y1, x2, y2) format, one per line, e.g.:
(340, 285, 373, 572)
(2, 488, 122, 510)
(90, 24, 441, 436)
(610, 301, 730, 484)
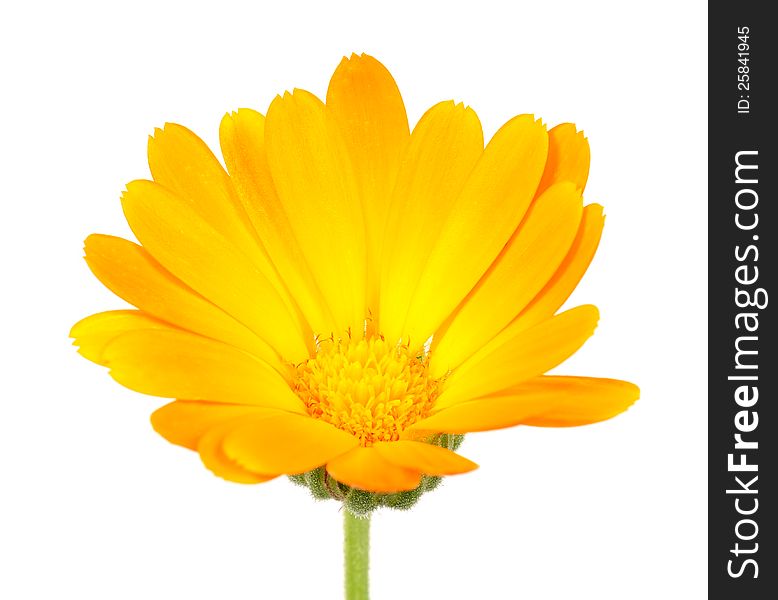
(0, 1, 707, 598)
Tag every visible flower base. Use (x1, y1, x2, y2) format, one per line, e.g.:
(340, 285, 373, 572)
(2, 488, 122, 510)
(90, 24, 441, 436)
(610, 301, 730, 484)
(289, 433, 464, 515)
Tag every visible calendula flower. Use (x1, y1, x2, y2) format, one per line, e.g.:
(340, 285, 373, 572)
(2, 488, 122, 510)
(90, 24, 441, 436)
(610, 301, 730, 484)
(71, 53, 637, 503)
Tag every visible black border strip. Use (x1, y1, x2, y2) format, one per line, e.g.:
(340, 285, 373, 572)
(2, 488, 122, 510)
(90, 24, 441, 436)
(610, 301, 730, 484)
(709, 3, 776, 597)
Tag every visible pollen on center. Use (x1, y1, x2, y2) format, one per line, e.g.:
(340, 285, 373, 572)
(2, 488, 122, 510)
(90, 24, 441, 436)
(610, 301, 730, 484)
(293, 335, 438, 446)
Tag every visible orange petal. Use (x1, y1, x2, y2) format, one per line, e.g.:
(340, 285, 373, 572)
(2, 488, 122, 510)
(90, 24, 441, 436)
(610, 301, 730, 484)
(326, 53, 410, 311)
(148, 123, 299, 317)
(219, 109, 336, 337)
(536, 123, 590, 196)
(83, 234, 281, 369)
(374, 441, 477, 475)
(430, 182, 582, 378)
(379, 100, 484, 345)
(514, 204, 605, 331)
(265, 89, 366, 336)
(102, 328, 304, 413)
(121, 179, 309, 362)
(437, 305, 600, 408)
(151, 400, 273, 450)
(71, 310, 168, 365)
(326, 446, 421, 492)
(147, 123, 258, 257)
(198, 420, 276, 484)
(411, 376, 639, 433)
(222, 412, 358, 475)
(403, 114, 548, 345)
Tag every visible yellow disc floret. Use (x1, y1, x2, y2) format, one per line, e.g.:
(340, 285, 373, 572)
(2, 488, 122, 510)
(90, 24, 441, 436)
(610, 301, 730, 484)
(294, 336, 438, 446)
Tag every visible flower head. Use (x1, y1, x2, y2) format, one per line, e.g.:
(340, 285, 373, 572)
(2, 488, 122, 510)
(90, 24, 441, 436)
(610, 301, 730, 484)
(71, 54, 638, 500)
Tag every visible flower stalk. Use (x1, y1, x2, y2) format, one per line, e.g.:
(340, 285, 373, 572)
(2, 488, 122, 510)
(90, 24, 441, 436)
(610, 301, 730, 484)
(344, 509, 370, 600)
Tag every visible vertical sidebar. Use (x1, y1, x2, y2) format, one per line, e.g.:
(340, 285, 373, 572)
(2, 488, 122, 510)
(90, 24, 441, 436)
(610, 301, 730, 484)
(709, 3, 776, 598)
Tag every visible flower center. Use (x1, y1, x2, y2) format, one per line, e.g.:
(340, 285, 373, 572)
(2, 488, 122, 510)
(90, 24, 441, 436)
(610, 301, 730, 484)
(293, 335, 438, 446)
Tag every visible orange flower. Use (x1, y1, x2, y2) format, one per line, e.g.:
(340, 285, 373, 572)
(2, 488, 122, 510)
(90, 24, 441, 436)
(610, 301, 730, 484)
(71, 54, 638, 494)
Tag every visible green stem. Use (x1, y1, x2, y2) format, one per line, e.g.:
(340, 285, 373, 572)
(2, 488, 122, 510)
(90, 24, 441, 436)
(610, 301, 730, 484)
(344, 509, 370, 600)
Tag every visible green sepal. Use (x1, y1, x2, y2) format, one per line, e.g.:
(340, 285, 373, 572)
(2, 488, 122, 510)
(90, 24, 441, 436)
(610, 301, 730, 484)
(421, 475, 442, 492)
(379, 486, 423, 511)
(305, 467, 332, 500)
(344, 488, 378, 517)
(287, 473, 307, 487)
(437, 433, 465, 451)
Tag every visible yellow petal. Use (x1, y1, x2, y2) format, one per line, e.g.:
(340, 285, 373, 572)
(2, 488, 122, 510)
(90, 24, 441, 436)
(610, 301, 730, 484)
(83, 234, 281, 369)
(219, 109, 336, 336)
(70, 310, 167, 364)
(147, 123, 261, 260)
(121, 179, 309, 362)
(410, 376, 639, 433)
(514, 204, 605, 331)
(374, 441, 477, 475)
(430, 182, 582, 378)
(326, 446, 421, 492)
(265, 89, 366, 336)
(102, 328, 304, 413)
(222, 412, 358, 475)
(379, 101, 484, 344)
(403, 114, 548, 345)
(437, 305, 600, 408)
(149, 124, 307, 340)
(326, 53, 410, 311)
(198, 420, 276, 484)
(151, 400, 272, 450)
(536, 123, 590, 195)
